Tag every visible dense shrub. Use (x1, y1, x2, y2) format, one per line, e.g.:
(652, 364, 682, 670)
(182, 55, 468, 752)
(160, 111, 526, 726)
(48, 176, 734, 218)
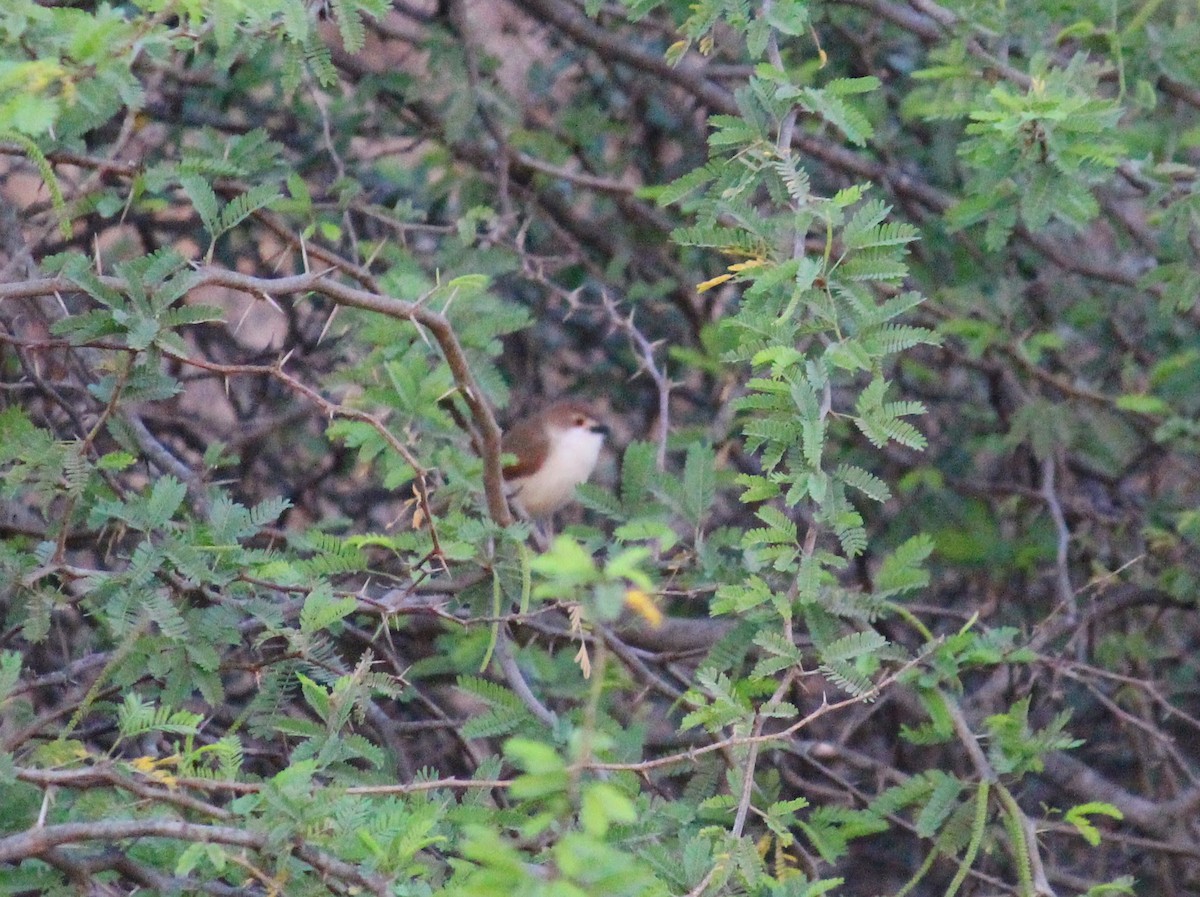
(2, 1, 1198, 895)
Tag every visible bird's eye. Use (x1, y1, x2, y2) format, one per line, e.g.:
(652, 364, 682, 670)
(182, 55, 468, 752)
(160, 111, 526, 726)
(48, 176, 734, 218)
(574, 416, 586, 426)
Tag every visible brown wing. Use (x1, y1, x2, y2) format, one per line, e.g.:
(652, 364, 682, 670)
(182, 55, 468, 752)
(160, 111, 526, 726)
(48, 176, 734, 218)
(501, 412, 549, 480)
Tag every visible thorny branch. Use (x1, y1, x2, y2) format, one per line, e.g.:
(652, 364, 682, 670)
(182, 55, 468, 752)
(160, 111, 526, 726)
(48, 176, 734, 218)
(0, 268, 513, 527)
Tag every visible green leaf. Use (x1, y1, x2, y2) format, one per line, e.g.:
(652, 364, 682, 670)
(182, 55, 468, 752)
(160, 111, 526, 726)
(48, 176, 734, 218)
(837, 463, 891, 503)
(0, 651, 22, 704)
(1064, 802, 1123, 847)
(1114, 394, 1169, 415)
(117, 693, 203, 738)
(179, 173, 221, 238)
(826, 339, 872, 372)
(97, 451, 136, 471)
(530, 536, 598, 591)
(605, 546, 653, 589)
(296, 673, 331, 721)
(146, 476, 188, 526)
(505, 738, 569, 798)
(299, 586, 357, 634)
(218, 183, 281, 234)
(580, 781, 637, 836)
(681, 442, 716, 525)
(915, 772, 961, 837)
(820, 630, 886, 664)
(795, 86, 875, 145)
(875, 535, 934, 597)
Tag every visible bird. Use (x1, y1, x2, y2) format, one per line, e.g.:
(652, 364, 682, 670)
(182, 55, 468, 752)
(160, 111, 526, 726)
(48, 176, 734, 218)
(501, 400, 610, 519)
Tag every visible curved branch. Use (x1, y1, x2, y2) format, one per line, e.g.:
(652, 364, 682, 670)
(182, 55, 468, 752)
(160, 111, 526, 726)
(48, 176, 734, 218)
(0, 268, 513, 526)
(0, 818, 390, 896)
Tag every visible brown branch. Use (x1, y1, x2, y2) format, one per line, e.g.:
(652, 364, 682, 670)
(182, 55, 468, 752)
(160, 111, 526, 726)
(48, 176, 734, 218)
(1039, 454, 1077, 622)
(593, 290, 671, 469)
(0, 818, 391, 896)
(16, 766, 230, 820)
(160, 774, 514, 796)
(1158, 74, 1200, 110)
(1042, 751, 1200, 841)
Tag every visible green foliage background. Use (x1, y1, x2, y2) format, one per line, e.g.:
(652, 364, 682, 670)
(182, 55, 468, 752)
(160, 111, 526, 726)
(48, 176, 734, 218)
(2, 0, 1198, 895)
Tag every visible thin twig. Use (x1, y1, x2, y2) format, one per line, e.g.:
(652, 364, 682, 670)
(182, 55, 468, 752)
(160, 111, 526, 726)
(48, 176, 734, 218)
(595, 290, 671, 470)
(493, 624, 558, 728)
(1040, 454, 1077, 622)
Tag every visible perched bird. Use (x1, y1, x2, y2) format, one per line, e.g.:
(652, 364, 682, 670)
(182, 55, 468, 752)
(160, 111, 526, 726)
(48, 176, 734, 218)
(501, 400, 609, 518)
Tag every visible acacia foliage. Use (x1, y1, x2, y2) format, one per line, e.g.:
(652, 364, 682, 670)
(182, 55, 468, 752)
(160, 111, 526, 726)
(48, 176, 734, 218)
(1, 1, 1199, 895)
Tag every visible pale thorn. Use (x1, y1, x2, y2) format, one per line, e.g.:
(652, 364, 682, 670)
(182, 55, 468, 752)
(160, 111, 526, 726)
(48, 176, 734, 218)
(414, 273, 438, 307)
(363, 239, 385, 269)
(412, 320, 433, 350)
(262, 292, 284, 315)
(234, 300, 254, 335)
(317, 304, 340, 345)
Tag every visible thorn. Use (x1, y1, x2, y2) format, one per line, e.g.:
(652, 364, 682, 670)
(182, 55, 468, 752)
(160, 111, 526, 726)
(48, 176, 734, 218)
(234, 300, 254, 335)
(414, 285, 434, 308)
(317, 305, 340, 345)
(412, 321, 433, 349)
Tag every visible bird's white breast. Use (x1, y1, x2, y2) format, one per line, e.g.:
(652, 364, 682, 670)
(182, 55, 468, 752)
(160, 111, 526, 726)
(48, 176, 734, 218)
(509, 427, 604, 517)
